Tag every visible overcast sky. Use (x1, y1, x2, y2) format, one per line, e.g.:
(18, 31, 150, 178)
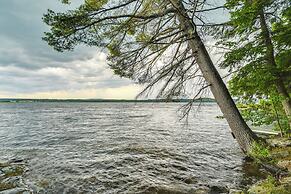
(0, 0, 141, 99)
(0, 0, 227, 99)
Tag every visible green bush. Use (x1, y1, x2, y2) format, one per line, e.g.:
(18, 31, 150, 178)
(249, 142, 270, 161)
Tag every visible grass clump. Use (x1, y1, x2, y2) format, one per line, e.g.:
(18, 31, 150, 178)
(249, 142, 270, 162)
(248, 175, 291, 194)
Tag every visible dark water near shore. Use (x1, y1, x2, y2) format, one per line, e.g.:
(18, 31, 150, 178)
(0, 103, 262, 193)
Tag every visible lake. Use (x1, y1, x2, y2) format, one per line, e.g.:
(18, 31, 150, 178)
(0, 103, 262, 193)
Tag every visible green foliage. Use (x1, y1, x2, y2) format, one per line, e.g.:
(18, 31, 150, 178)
(43, 0, 112, 52)
(136, 33, 151, 43)
(266, 175, 277, 185)
(263, 175, 278, 190)
(107, 41, 121, 57)
(238, 95, 290, 133)
(249, 141, 270, 161)
(228, 62, 275, 98)
(126, 22, 137, 36)
(215, 0, 291, 134)
(273, 6, 291, 47)
(60, 0, 70, 4)
(43, 0, 167, 54)
(84, 0, 109, 11)
(251, 175, 278, 193)
(225, 0, 269, 34)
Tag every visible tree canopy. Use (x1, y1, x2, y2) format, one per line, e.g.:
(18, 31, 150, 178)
(214, 0, 291, 133)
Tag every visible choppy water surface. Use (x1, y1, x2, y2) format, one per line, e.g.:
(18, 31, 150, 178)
(0, 103, 262, 193)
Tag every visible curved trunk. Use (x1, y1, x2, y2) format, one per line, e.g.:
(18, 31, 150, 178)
(169, 0, 259, 153)
(259, 10, 291, 127)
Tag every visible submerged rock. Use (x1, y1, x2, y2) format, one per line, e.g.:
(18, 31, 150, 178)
(0, 171, 5, 179)
(183, 176, 198, 184)
(228, 189, 244, 194)
(8, 159, 24, 164)
(0, 187, 30, 194)
(208, 185, 228, 193)
(1, 166, 24, 178)
(215, 115, 225, 119)
(0, 162, 29, 193)
(192, 187, 210, 194)
(140, 185, 189, 194)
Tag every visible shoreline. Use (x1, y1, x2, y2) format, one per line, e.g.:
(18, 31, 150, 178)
(240, 137, 291, 194)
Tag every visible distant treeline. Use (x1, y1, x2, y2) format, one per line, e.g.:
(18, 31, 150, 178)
(0, 98, 216, 103)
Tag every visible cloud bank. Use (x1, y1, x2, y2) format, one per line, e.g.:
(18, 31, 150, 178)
(0, 0, 140, 99)
(0, 0, 228, 99)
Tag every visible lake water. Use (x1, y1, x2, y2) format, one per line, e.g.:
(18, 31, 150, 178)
(0, 103, 262, 193)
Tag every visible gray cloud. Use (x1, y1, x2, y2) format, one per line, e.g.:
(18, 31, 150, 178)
(0, 0, 227, 98)
(0, 0, 134, 96)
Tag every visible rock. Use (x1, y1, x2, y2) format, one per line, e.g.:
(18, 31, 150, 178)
(209, 185, 228, 193)
(64, 187, 79, 194)
(8, 159, 24, 164)
(0, 170, 5, 178)
(0, 187, 30, 194)
(280, 176, 291, 184)
(215, 116, 224, 119)
(228, 189, 244, 194)
(184, 176, 198, 184)
(192, 187, 210, 194)
(271, 150, 290, 158)
(243, 156, 254, 162)
(267, 138, 291, 148)
(2, 177, 25, 188)
(1, 168, 11, 175)
(141, 185, 189, 194)
(277, 160, 291, 172)
(0, 164, 8, 168)
(0, 162, 29, 194)
(1, 166, 24, 177)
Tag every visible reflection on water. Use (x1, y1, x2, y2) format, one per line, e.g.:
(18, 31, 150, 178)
(0, 103, 263, 193)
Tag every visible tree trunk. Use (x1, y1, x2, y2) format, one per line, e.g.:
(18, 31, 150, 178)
(169, 0, 259, 153)
(259, 10, 291, 125)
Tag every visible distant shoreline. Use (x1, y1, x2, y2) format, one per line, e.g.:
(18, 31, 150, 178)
(0, 98, 216, 103)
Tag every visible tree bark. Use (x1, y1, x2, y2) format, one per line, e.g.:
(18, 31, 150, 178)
(169, 0, 259, 153)
(259, 10, 291, 125)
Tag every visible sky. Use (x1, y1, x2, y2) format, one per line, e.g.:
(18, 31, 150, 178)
(0, 0, 227, 99)
(0, 0, 141, 99)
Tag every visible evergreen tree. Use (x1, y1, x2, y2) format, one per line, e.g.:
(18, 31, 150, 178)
(215, 0, 291, 133)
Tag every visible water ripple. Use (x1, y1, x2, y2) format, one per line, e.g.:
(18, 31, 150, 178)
(0, 102, 262, 193)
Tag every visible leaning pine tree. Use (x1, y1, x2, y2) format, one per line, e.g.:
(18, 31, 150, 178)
(43, 0, 259, 153)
